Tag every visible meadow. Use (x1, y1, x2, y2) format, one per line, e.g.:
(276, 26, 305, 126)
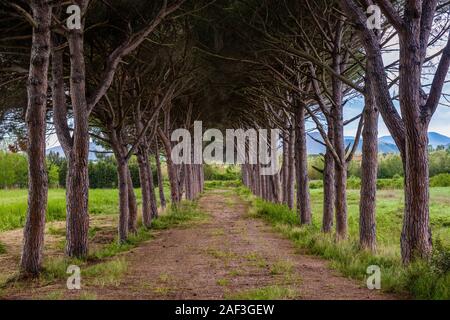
(0, 188, 170, 232)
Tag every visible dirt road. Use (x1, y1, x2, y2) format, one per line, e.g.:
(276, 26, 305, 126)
(1, 190, 395, 300)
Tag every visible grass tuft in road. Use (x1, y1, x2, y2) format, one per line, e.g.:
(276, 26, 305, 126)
(225, 285, 297, 300)
(270, 260, 294, 275)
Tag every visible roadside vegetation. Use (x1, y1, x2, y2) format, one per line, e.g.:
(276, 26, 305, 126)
(0, 188, 170, 231)
(0, 200, 206, 298)
(237, 186, 450, 300)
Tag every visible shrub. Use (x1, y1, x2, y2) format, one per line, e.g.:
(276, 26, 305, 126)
(430, 173, 450, 187)
(309, 180, 323, 189)
(347, 176, 361, 190)
(203, 164, 241, 181)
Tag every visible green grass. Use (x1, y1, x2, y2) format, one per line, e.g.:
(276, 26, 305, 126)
(204, 180, 242, 190)
(225, 285, 297, 300)
(236, 186, 450, 300)
(83, 258, 128, 287)
(216, 278, 230, 286)
(0, 187, 170, 231)
(270, 260, 294, 275)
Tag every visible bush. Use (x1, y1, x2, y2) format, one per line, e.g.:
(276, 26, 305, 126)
(309, 180, 323, 190)
(204, 180, 242, 190)
(0, 151, 28, 188)
(347, 176, 361, 190)
(203, 165, 241, 181)
(430, 173, 450, 187)
(377, 177, 404, 190)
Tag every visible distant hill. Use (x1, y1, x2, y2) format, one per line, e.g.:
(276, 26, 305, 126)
(379, 132, 450, 148)
(307, 132, 450, 155)
(46, 142, 106, 161)
(46, 131, 450, 158)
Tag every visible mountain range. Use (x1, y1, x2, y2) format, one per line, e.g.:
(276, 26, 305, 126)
(307, 132, 450, 155)
(47, 142, 105, 161)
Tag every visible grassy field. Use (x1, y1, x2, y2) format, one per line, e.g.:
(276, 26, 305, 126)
(0, 188, 170, 232)
(237, 186, 450, 299)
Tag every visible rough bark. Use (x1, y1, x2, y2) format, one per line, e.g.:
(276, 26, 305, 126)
(65, 2, 90, 258)
(21, 1, 51, 276)
(117, 158, 129, 243)
(51, 35, 72, 155)
(137, 151, 152, 228)
(401, 128, 432, 262)
(359, 63, 379, 252)
(177, 164, 186, 200)
(147, 159, 159, 218)
(127, 167, 138, 233)
(322, 122, 335, 233)
(158, 127, 179, 205)
(287, 125, 296, 209)
(399, 18, 433, 263)
(272, 172, 282, 204)
(281, 128, 289, 205)
(155, 140, 167, 209)
(331, 24, 348, 240)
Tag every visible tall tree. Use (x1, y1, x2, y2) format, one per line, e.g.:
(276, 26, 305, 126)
(20, 0, 51, 276)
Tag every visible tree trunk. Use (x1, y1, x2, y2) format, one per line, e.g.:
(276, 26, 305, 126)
(332, 30, 348, 240)
(333, 124, 347, 240)
(21, 1, 52, 276)
(401, 126, 432, 263)
(287, 126, 296, 209)
(295, 104, 312, 224)
(155, 141, 167, 209)
(272, 172, 281, 204)
(359, 63, 379, 252)
(322, 122, 335, 233)
(282, 129, 289, 205)
(117, 159, 129, 243)
(127, 167, 138, 233)
(110, 128, 132, 242)
(158, 127, 179, 205)
(255, 164, 261, 197)
(177, 164, 186, 200)
(147, 159, 158, 218)
(399, 30, 433, 263)
(65, 153, 90, 257)
(137, 152, 152, 228)
(65, 9, 90, 258)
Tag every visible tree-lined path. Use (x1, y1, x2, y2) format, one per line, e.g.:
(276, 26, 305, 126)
(2, 190, 395, 300)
